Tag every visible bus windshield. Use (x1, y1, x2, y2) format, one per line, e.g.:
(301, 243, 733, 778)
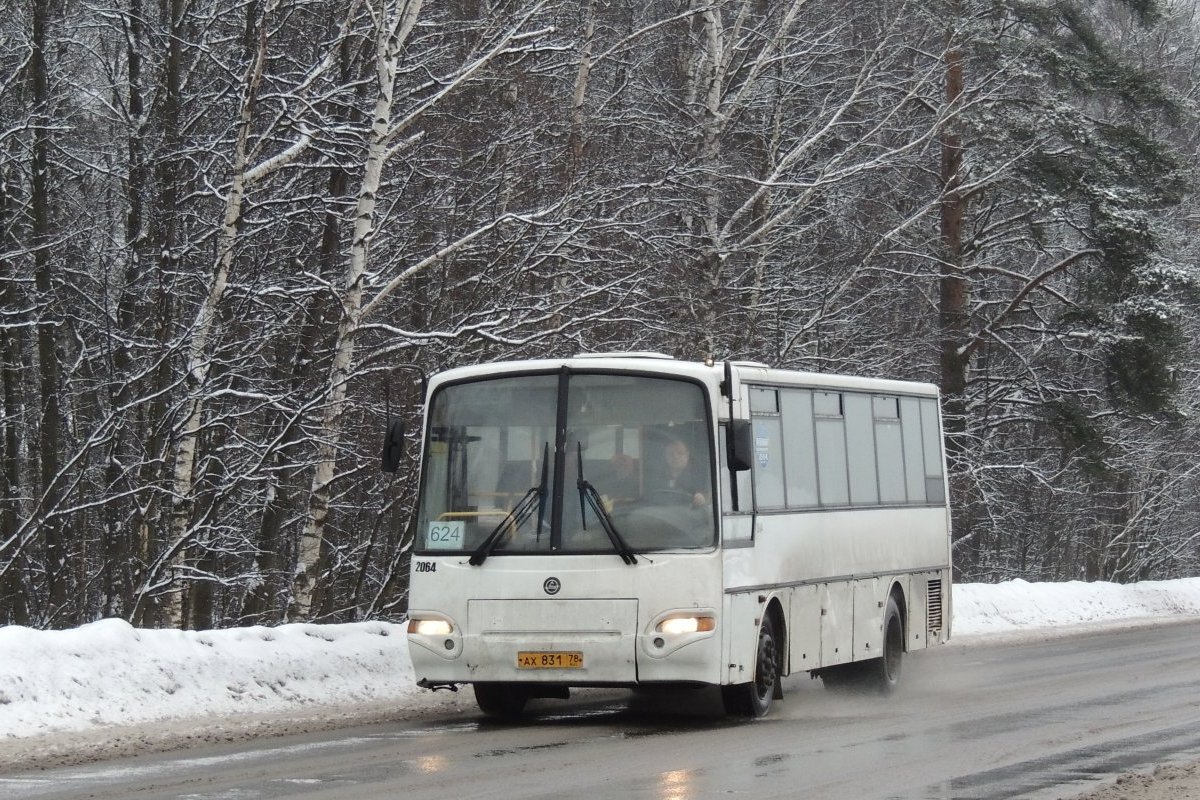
(415, 372, 716, 556)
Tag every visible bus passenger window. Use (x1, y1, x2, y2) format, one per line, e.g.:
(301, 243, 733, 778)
(780, 390, 818, 508)
(899, 396, 926, 503)
(815, 393, 849, 506)
(751, 416, 785, 509)
(750, 387, 779, 413)
(920, 398, 946, 503)
(844, 394, 878, 506)
(874, 396, 906, 504)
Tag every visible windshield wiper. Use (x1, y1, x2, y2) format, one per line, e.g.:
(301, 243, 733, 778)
(576, 443, 637, 565)
(468, 443, 549, 566)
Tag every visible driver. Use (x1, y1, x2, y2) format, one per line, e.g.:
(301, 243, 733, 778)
(655, 437, 708, 507)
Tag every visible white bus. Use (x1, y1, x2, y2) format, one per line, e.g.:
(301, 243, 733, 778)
(384, 353, 951, 718)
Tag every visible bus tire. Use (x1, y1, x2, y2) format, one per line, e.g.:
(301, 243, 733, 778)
(864, 595, 904, 694)
(473, 683, 528, 719)
(722, 613, 781, 717)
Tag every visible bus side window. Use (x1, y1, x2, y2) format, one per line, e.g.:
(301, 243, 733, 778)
(780, 390, 818, 507)
(844, 393, 878, 506)
(919, 398, 946, 503)
(814, 392, 849, 506)
(874, 396, 906, 504)
(748, 387, 787, 510)
(900, 396, 926, 503)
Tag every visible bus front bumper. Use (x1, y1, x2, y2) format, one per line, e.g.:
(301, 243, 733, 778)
(408, 599, 720, 686)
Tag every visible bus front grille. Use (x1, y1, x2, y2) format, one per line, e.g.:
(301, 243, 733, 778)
(464, 599, 639, 682)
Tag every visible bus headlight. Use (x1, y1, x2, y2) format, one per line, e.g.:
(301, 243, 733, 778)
(408, 618, 453, 636)
(407, 614, 462, 660)
(644, 610, 718, 661)
(657, 616, 716, 635)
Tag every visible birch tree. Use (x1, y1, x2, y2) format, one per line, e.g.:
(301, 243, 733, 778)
(152, 0, 283, 625)
(293, 0, 569, 618)
(136, 0, 363, 626)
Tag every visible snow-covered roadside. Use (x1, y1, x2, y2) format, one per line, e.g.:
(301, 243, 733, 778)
(951, 577, 1200, 639)
(2, 577, 1199, 769)
(0, 620, 427, 741)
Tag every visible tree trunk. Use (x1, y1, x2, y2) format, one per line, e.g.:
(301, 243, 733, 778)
(103, 0, 150, 619)
(161, 0, 279, 626)
(293, 0, 424, 620)
(938, 7, 968, 437)
(693, 7, 727, 357)
(0, 163, 29, 626)
(243, 166, 348, 624)
(130, 0, 186, 629)
(30, 0, 69, 621)
(565, 0, 595, 176)
(938, 5, 973, 562)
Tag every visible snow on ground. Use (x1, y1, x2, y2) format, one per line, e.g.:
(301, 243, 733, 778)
(0, 621, 429, 742)
(951, 577, 1200, 638)
(2, 578, 1200, 742)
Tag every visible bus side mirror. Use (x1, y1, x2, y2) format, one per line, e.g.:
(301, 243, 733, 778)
(381, 418, 405, 473)
(727, 420, 753, 472)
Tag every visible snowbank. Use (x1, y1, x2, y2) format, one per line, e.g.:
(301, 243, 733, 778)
(0, 620, 421, 740)
(2, 578, 1199, 740)
(952, 577, 1200, 637)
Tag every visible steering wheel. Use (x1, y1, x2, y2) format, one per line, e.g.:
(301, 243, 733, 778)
(647, 488, 696, 506)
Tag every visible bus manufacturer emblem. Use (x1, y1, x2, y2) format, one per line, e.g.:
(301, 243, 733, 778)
(543, 577, 561, 595)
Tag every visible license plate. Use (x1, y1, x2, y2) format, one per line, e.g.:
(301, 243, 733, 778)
(516, 651, 583, 669)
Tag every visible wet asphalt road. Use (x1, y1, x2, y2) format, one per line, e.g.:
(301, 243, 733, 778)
(3, 620, 1200, 800)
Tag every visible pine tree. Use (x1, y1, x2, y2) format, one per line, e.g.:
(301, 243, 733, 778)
(936, 0, 1197, 578)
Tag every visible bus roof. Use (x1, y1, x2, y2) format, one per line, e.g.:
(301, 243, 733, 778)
(425, 354, 940, 399)
(732, 362, 940, 397)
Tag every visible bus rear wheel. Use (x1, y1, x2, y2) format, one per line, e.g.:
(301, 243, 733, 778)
(473, 683, 528, 719)
(859, 595, 904, 694)
(722, 613, 781, 717)
(820, 595, 904, 693)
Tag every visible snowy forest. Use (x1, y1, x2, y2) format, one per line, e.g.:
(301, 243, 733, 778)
(2, 0, 1199, 630)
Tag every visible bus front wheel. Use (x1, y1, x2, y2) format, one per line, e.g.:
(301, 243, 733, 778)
(473, 683, 528, 719)
(722, 613, 781, 717)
